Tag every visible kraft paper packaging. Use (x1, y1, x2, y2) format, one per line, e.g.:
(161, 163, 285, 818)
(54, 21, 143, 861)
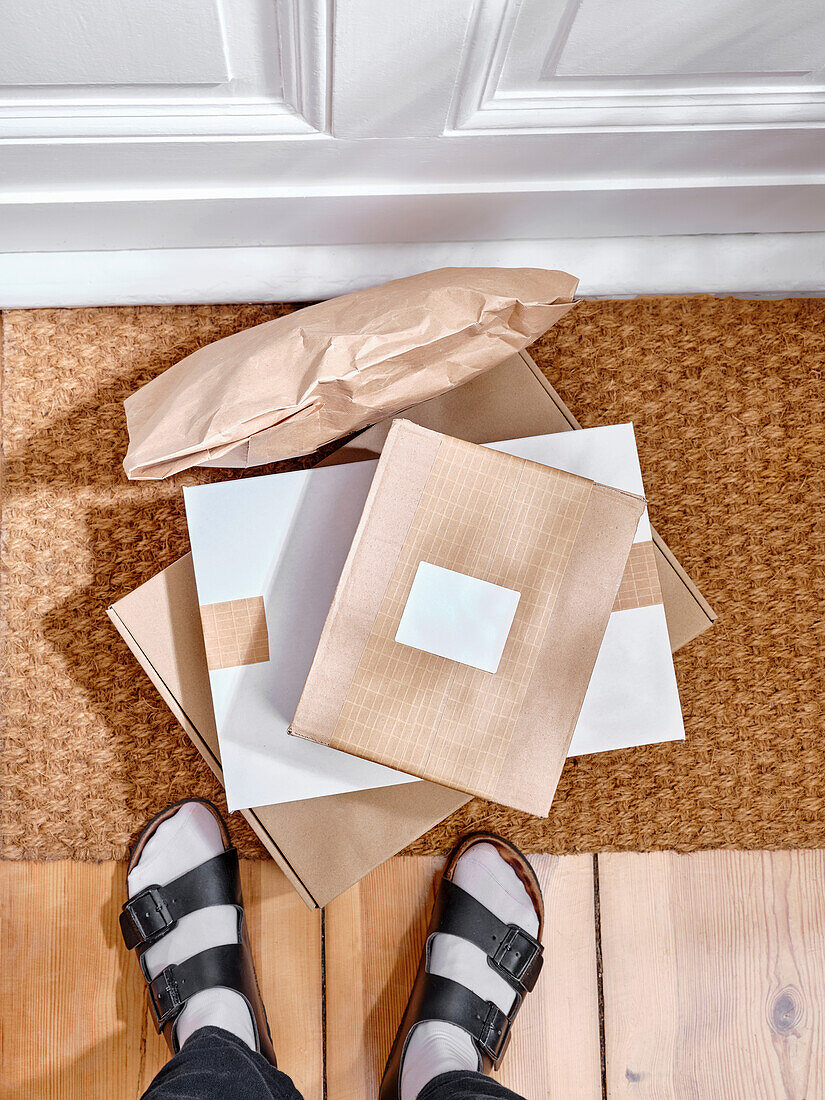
(290, 420, 645, 818)
(122, 267, 577, 479)
(108, 352, 714, 908)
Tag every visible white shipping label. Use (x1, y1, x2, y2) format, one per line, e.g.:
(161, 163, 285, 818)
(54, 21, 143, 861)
(395, 561, 520, 674)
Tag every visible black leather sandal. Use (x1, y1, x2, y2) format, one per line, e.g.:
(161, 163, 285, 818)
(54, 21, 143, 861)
(120, 798, 277, 1065)
(379, 832, 544, 1100)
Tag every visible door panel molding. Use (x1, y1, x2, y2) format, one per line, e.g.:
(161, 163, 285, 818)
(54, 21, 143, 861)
(0, 0, 332, 138)
(450, 0, 825, 132)
(2, 0, 825, 299)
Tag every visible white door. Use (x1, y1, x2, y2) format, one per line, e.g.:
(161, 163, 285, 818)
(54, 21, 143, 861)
(1, 0, 824, 303)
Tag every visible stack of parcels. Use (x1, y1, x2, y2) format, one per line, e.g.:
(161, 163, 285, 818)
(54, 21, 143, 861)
(110, 350, 714, 909)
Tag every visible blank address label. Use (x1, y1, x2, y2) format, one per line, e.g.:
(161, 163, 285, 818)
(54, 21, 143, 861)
(395, 561, 521, 674)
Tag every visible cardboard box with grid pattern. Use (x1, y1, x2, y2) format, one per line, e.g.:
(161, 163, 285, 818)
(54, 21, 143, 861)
(290, 420, 645, 816)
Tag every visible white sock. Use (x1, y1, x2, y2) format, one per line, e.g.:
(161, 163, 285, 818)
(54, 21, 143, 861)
(400, 843, 539, 1100)
(127, 802, 256, 1050)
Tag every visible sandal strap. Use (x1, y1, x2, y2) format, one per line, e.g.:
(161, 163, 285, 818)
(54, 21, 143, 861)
(120, 848, 242, 951)
(146, 942, 253, 1032)
(413, 972, 517, 1068)
(431, 878, 543, 994)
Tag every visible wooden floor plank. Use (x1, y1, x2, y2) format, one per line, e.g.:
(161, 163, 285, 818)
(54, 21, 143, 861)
(599, 850, 825, 1100)
(239, 862, 324, 1100)
(10, 849, 825, 1099)
(324, 853, 602, 1100)
(496, 854, 601, 1100)
(0, 861, 322, 1100)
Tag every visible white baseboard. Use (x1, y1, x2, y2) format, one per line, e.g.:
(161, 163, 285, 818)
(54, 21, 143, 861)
(1, 234, 823, 308)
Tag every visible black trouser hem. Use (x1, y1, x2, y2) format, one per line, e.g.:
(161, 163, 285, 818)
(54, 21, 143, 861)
(140, 1025, 302, 1100)
(416, 1068, 528, 1100)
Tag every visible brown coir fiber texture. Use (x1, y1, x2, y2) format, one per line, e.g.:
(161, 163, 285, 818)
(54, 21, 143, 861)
(1, 298, 823, 861)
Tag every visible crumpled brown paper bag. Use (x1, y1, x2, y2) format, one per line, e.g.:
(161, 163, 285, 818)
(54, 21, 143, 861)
(123, 267, 578, 479)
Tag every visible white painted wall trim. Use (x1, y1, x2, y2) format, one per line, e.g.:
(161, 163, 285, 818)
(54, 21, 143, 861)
(1, 233, 823, 307)
(3, 183, 825, 253)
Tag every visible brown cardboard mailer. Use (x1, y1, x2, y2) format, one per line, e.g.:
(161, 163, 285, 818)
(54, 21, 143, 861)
(107, 351, 715, 909)
(289, 420, 646, 818)
(122, 267, 577, 480)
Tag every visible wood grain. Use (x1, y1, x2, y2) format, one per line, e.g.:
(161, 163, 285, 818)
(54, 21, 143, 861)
(324, 853, 601, 1100)
(0, 860, 322, 1100)
(237, 861, 324, 1100)
(6, 849, 824, 1099)
(599, 850, 825, 1100)
(325, 856, 442, 1100)
(495, 854, 600, 1100)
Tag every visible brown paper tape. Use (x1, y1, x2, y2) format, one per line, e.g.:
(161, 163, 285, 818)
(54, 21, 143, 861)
(199, 596, 270, 671)
(612, 541, 662, 612)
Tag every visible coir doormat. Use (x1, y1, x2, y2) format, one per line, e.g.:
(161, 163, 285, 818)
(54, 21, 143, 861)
(1, 297, 823, 860)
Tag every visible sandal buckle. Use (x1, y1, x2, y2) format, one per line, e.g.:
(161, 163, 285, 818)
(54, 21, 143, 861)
(147, 966, 183, 1031)
(478, 1001, 512, 1066)
(491, 925, 543, 993)
(120, 885, 174, 950)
